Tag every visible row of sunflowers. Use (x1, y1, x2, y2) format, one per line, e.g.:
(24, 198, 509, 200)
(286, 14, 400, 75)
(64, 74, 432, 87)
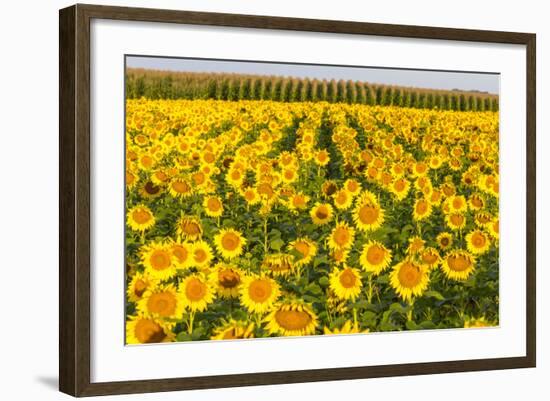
(125, 98, 499, 344)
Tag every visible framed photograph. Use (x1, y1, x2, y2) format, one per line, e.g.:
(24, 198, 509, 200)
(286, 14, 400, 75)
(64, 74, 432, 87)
(59, 4, 536, 397)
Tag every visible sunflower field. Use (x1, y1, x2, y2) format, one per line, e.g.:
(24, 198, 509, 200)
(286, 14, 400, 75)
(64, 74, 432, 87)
(125, 97, 499, 344)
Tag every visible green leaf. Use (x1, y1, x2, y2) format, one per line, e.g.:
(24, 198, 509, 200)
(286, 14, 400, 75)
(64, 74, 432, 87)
(419, 321, 437, 330)
(305, 283, 322, 295)
(270, 238, 285, 251)
(318, 276, 330, 287)
(176, 332, 192, 342)
(313, 255, 329, 268)
(424, 290, 445, 301)
(406, 321, 419, 330)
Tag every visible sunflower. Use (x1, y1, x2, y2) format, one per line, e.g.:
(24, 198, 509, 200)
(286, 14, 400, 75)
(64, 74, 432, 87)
(436, 232, 453, 250)
(315, 149, 330, 166)
(140, 241, 177, 281)
(465, 230, 491, 255)
(329, 265, 362, 301)
(442, 250, 476, 280)
(288, 192, 310, 212)
(310, 202, 334, 225)
(127, 205, 155, 232)
(474, 211, 493, 227)
(389, 259, 430, 302)
(359, 241, 392, 275)
(240, 275, 280, 314)
(242, 187, 260, 205)
(343, 179, 362, 197)
(137, 284, 184, 320)
(328, 221, 355, 251)
(419, 247, 441, 269)
(288, 237, 318, 266)
(168, 241, 192, 269)
(168, 177, 193, 198)
(446, 213, 467, 231)
(265, 302, 318, 336)
(353, 196, 384, 232)
(468, 193, 485, 211)
(214, 228, 246, 259)
(262, 253, 295, 277)
(389, 178, 410, 201)
(333, 189, 353, 210)
(324, 320, 369, 335)
(413, 198, 432, 221)
(190, 241, 214, 268)
(211, 319, 255, 340)
(446, 195, 468, 213)
(203, 196, 224, 217)
(140, 180, 163, 199)
(208, 263, 243, 298)
(176, 215, 203, 241)
(179, 274, 215, 312)
(464, 316, 492, 328)
(407, 236, 426, 254)
(226, 167, 245, 188)
(487, 219, 499, 240)
(126, 314, 174, 344)
(321, 180, 338, 197)
(127, 271, 155, 303)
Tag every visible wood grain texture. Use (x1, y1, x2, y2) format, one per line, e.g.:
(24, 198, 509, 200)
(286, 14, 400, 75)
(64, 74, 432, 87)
(59, 3, 537, 397)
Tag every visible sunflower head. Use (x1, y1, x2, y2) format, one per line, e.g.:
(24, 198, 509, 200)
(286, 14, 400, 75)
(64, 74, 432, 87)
(329, 265, 363, 301)
(389, 259, 430, 302)
(137, 284, 184, 320)
(214, 228, 246, 259)
(209, 263, 243, 298)
(310, 202, 333, 225)
(265, 301, 318, 337)
(211, 319, 255, 340)
(436, 232, 453, 250)
(127, 205, 155, 232)
(203, 196, 224, 217)
(262, 253, 295, 277)
(240, 275, 280, 314)
(328, 221, 355, 251)
(359, 241, 392, 275)
(442, 250, 476, 280)
(126, 314, 174, 344)
(176, 215, 203, 241)
(466, 229, 491, 255)
(180, 274, 215, 312)
(288, 237, 318, 267)
(140, 241, 177, 281)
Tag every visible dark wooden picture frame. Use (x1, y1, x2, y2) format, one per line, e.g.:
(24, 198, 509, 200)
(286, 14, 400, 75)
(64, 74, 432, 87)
(59, 3, 536, 397)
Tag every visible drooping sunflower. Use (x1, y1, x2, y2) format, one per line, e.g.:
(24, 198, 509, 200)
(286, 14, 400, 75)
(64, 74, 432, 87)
(203, 195, 224, 217)
(328, 221, 355, 251)
(168, 177, 193, 198)
(126, 271, 155, 303)
(137, 284, 184, 320)
(262, 253, 295, 277)
(445, 213, 467, 231)
(288, 237, 318, 267)
(127, 205, 155, 232)
(310, 202, 334, 225)
(389, 259, 430, 302)
(413, 198, 432, 221)
(140, 180, 163, 199)
(468, 193, 485, 211)
(359, 241, 392, 275)
(210, 319, 255, 340)
(441, 249, 476, 280)
(265, 302, 318, 337)
(419, 247, 441, 270)
(333, 189, 353, 210)
(140, 241, 177, 281)
(208, 263, 243, 298)
(436, 232, 453, 250)
(474, 211, 493, 227)
(240, 275, 280, 314)
(179, 274, 215, 312)
(323, 320, 369, 335)
(214, 228, 246, 259)
(176, 215, 203, 241)
(466, 229, 491, 255)
(126, 314, 174, 344)
(329, 265, 363, 301)
(343, 179, 362, 197)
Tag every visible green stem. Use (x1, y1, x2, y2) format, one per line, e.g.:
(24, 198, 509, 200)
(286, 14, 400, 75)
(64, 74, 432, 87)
(188, 311, 195, 334)
(407, 299, 415, 322)
(263, 216, 269, 254)
(352, 307, 358, 328)
(367, 274, 374, 304)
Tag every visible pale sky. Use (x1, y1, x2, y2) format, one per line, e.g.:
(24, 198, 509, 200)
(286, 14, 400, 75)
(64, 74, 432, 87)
(126, 55, 499, 95)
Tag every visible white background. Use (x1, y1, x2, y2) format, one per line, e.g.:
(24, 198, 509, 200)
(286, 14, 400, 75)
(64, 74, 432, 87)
(0, 0, 546, 400)
(91, 19, 526, 382)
